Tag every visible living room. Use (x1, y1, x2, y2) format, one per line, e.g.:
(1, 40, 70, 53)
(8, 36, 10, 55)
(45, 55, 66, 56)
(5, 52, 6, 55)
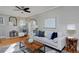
(0, 6, 79, 53)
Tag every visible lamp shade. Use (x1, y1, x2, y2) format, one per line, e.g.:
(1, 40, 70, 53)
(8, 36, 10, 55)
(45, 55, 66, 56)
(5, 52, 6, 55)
(67, 24, 76, 38)
(67, 24, 76, 30)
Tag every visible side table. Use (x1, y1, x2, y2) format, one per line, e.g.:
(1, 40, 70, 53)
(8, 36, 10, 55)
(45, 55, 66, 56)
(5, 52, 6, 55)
(65, 37, 78, 53)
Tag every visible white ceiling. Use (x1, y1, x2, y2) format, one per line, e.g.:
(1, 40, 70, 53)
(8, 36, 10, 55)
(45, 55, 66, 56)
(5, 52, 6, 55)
(0, 6, 58, 17)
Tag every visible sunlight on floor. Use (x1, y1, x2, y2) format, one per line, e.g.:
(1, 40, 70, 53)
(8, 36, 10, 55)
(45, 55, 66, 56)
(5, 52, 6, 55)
(4, 43, 17, 53)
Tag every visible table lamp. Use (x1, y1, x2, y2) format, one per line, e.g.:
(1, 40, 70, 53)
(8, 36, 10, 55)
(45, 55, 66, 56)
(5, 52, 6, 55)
(67, 24, 76, 38)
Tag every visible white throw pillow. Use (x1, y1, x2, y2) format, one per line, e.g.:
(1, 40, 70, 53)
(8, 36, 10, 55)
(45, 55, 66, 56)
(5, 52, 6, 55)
(45, 31, 53, 39)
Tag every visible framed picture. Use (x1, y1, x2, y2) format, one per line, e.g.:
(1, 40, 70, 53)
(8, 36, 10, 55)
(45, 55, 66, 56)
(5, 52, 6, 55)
(9, 16, 17, 26)
(0, 17, 3, 24)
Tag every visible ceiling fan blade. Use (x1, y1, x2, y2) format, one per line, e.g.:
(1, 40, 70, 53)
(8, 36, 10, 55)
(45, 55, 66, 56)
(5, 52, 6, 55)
(16, 6, 22, 10)
(24, 8, 29, 10)
(15, 6, 31, 13)
(25, 11, 31, 13)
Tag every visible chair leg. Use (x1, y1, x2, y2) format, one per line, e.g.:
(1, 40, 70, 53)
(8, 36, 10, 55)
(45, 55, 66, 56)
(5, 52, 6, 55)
(44, 45, 46, 53)
(19, 42, 26, 53)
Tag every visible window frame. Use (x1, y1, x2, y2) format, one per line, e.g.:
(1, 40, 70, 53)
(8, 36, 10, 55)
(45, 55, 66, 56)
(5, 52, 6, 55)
(44, 17, 56, 29)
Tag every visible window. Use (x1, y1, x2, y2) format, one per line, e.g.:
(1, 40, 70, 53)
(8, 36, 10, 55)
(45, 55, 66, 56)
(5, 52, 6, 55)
(31, 20, 38, 30)
(32, 20, 37, 26)
(44, 18, 56, 28)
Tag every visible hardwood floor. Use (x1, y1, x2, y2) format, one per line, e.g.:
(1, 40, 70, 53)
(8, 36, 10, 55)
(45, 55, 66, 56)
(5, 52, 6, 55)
(0, 35, 29, 47)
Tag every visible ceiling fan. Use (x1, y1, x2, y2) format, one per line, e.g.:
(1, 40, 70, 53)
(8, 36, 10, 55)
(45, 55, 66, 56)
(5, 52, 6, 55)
(15, 6, 31, 13)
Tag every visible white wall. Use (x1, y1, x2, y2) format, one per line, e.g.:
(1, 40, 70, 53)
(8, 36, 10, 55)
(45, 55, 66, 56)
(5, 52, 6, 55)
(0, 14, 9, 37)
(31, 6, 79, 37)
(0, 14, 19, 37)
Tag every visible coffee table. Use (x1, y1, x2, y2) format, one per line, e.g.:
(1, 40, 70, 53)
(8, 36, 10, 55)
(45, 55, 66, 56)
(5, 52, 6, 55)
(20, 40, 44, 53)
(27, 41, 44, 52)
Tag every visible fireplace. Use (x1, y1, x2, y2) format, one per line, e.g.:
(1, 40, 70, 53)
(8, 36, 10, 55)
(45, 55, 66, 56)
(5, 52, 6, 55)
(9, 30, 18, 37)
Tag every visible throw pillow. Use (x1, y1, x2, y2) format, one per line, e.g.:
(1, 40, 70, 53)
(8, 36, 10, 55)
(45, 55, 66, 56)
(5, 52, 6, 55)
(35, 31, 40, 36)
(51, 32, 58, 40)
(39, 31, 45, 37)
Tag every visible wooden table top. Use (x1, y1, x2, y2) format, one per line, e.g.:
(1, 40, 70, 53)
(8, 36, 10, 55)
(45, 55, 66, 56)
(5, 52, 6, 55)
(23, 40, 44, 52)
(0, 35, 29, 47)
(30, 41, 43, 49)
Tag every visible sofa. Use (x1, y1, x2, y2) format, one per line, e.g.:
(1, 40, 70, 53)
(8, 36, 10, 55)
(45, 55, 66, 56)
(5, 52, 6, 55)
(33, 31, 66, 52)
